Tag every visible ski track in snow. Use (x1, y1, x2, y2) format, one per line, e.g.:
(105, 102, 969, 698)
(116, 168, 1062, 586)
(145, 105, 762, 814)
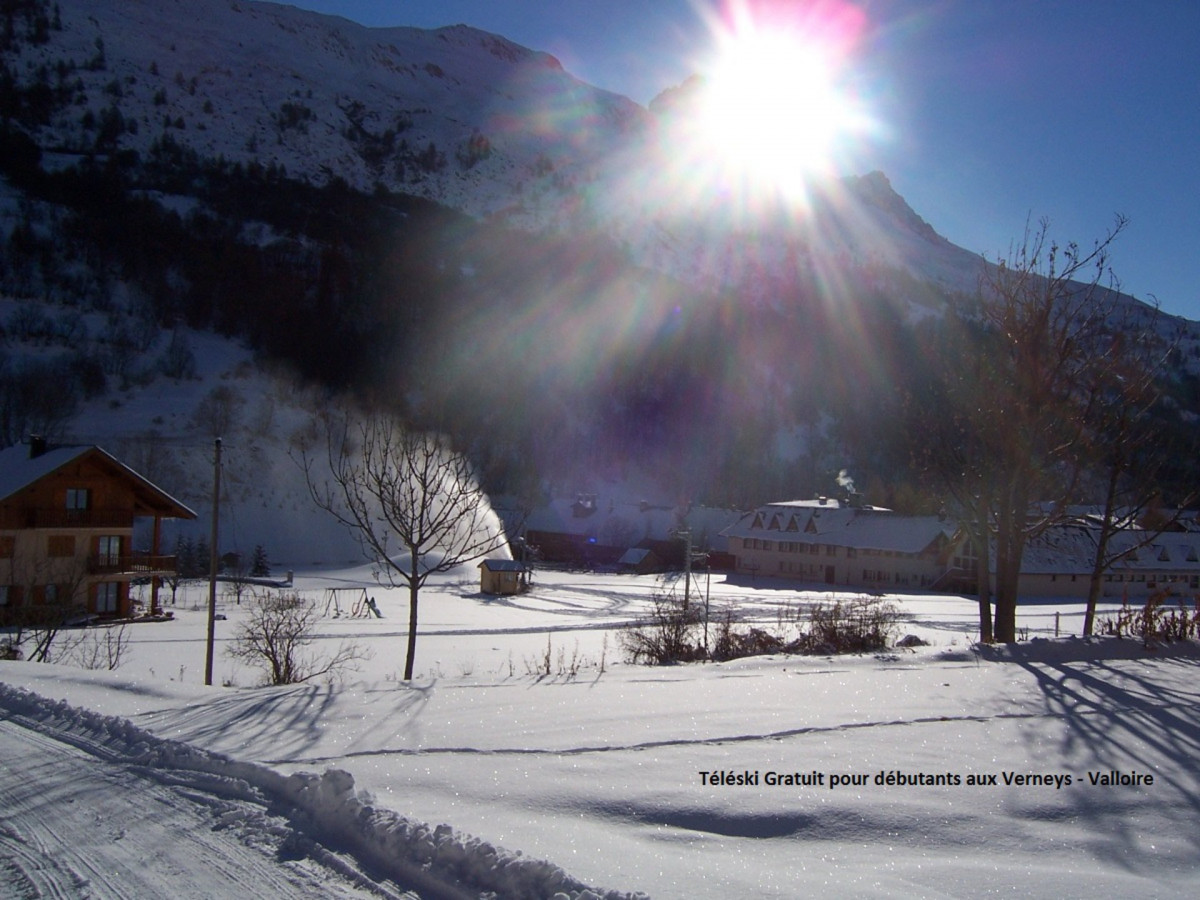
(0, 684, 645, 900)
(266, 708, 1057, 767)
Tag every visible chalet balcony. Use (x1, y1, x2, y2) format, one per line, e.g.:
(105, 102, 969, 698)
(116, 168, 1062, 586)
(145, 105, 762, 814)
(0, 508, 136, 530)
(88, 553, 179, 577)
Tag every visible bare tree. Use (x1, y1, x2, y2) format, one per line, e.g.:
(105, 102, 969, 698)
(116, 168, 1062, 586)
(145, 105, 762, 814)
(1079, 322, 1191, 635)
(68, 622, 132, 671)
(918, 216, 1154, 642)
(977, 216, 1136, 642)
(226, 590, 369, 685)
(192, 385, 243, 438)
(297, 411, 511, 679)
(5, 556, 90, 663)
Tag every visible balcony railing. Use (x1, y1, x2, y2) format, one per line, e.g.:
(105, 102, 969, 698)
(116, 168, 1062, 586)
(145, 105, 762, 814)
(88, 553, 179, 576)
(0, 508, 136, 530)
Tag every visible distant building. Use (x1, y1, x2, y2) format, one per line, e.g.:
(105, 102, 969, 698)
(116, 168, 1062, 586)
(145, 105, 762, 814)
(0, 440, 196, 621)
(478, 558, 528, 595)
(722, 497, 1200, 600)
(616, 547, 664, 575)
(517, 490, 742, 569)
(722, 498, 961, 590)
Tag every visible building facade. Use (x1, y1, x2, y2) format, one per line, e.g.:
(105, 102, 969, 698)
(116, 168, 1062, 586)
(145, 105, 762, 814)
(722, 499, 962, 590)
(0, 441, 196, 621)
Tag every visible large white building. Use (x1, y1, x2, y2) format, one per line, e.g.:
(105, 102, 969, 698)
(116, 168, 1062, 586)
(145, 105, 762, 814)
(722, 498, 1200, 600)
(721, 498, 963, 590)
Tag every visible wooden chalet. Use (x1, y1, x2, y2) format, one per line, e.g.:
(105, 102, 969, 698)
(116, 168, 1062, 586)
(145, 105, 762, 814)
(0, 439, 197, 621)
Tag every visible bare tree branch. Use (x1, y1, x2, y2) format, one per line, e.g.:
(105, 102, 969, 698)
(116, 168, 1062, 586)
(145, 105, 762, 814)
(294, 409, 511, 679)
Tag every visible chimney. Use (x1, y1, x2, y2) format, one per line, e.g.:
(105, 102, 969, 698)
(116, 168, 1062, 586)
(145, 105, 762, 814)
(28, 435, 46, 459)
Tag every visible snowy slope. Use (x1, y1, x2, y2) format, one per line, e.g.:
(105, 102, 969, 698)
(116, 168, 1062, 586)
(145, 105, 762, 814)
(2, 568, 1198, 898)
(19, 0, 644, 218)
(7, 0, 1195, 330)
(0, 0, 1039, 318)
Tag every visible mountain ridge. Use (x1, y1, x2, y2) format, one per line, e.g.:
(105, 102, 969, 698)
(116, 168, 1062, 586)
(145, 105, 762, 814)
(2, 0, 1198, 547)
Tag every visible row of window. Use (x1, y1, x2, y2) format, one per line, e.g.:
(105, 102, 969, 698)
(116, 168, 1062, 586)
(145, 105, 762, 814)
(740, 537, 932, 560)
(776, 561, 828, 577)
(0, 535, 123, 561)
(742, 538, 840, 556)
(0, 581, 119, 612)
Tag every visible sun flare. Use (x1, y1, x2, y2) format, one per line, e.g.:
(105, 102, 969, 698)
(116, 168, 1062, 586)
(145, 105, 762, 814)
(697, 2, 871, 196)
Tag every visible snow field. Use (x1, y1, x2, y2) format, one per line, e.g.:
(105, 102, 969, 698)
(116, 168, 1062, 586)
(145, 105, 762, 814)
(3, 566, 1199, 897)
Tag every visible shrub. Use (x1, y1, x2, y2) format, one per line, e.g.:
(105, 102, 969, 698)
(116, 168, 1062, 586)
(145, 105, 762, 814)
(226, 590, 370, 685)
(623, 593, 902, 666)
(619, 590, 706, 665)
(792, 596, 900, 654)
(1101, 590, 1200, 648)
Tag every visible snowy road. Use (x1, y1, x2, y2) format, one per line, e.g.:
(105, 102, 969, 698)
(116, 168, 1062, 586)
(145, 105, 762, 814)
(0, 707, 409, 900)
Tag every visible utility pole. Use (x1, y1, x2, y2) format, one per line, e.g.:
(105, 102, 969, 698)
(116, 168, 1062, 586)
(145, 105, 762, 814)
(673, 527, 693, 611)
(204, 437, 222, 686)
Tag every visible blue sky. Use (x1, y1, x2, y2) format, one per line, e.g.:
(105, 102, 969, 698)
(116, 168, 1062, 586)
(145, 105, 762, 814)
(267, 1, 1200, 322)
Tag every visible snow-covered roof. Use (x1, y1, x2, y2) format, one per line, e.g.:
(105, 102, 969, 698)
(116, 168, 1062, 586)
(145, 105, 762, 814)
(0, 443, 197, 519)
(0, 444, 92, 502)
(617, 547, 655, 566)
(479, 559, 526, 572)
(1001, 526, 1200, 575)
(722, 503, 955, 555)
(523, 493, 740, 550)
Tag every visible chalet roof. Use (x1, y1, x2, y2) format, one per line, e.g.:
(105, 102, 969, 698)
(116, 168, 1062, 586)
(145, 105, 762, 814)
(0, 443, 196, 519)
(479, 558, 525, 572)
(0, 444, 91, 501)
(998, 527, 1200, 575)
(722, 504, 955, 555)
(522, 493, 740, 550)
(617, 547, 657, 566)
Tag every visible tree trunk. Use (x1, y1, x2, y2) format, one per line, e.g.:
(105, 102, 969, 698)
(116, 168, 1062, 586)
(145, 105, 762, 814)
(993, 547, 1022, 643)
(992, 502, 1024, 643)
(1084, 462, 1122, 636)
(975, 526, 993, 644)
(404, 578, 419, 680)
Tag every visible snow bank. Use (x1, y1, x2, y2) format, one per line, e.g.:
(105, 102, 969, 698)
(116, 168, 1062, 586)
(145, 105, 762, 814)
(0, 682, 645, 900)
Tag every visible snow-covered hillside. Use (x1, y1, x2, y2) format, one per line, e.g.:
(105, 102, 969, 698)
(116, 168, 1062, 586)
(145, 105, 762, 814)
(12, 0, 643, 218)
(4, 0, 1151, 322)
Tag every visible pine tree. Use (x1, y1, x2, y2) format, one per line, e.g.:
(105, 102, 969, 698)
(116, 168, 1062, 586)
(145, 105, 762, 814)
(250, 544, 270, 577)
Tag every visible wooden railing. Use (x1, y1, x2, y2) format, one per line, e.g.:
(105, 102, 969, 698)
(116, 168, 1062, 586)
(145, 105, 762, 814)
(88, 553, 178, 576)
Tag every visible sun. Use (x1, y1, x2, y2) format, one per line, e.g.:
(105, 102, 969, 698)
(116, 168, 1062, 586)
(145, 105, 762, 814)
(696, 2, 871, 196)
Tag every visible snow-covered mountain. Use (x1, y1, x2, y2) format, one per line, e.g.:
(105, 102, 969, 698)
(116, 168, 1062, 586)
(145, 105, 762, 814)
(0, 0, 1001, 306)
(7, 0, 1194, 322)
(8, 0, 642, 214)
(2, 0, 1199, 562)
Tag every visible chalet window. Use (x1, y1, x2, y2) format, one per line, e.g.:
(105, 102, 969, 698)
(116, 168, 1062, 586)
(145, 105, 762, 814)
(96, 582, 118, 614)
(0, 536, 13, 558)
(825, 545, 837, 557)
(97, 536, 122, 566)
(0, 585, 8, 606)
(762, 540, 774, 551)
(847, 547, 857, 558)
(44, 584, 57, 603)
(48, 535, 75, 558)
(66, 488, 90, 510)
